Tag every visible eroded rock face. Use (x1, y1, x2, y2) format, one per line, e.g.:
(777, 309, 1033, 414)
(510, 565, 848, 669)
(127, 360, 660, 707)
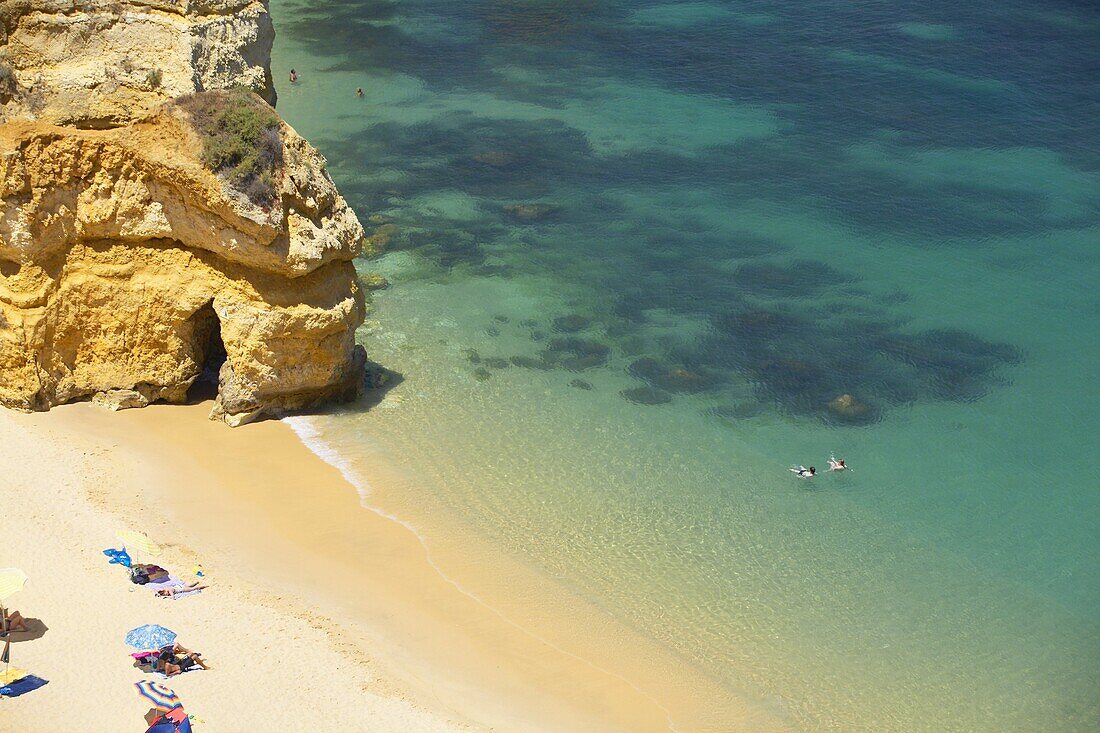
(0, 0, 275, 127)
(0, 104, 366, 424)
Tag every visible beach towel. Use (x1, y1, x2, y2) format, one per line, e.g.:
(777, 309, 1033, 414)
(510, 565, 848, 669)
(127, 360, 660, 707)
(0, 667, 27, 685)
(148, 576, 203, 600)
(146, 575, 183, 591)
(164, 589, 202, 601)
(0, 674, 48, 697)
(151, 666, 203, 679)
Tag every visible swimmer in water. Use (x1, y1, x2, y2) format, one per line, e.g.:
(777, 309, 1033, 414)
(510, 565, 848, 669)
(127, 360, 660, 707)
(356, 87, 364, 97)
(790, 465, 816, 478)
(289, 68, 298, 83)
(828, 456, 847, 471)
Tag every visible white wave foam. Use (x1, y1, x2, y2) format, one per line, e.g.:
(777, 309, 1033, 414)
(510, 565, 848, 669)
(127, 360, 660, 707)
(282, 415, 373, 502)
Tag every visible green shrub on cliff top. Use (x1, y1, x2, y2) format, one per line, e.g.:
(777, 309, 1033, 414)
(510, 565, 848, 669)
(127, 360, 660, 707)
(178, 88, 282, 206)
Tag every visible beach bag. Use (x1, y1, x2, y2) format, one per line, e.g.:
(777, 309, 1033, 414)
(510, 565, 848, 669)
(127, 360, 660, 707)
(130, 567, 150, 585)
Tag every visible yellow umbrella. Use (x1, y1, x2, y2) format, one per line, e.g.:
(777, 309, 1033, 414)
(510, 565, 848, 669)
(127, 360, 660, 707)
(0, 568, 27, 674)
(115, 529, 160, 559)
(0, 569, 26, 604)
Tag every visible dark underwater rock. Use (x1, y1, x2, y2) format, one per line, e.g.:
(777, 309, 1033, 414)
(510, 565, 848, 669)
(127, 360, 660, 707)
(569, 379, 594, 390)
(620, 386, 672, 405)
(473, 368, 493, 381)
(552, 314, 591, 333)
(826, 393, 877, 424)
(731, 260, 855, 299)
(465, 349, 481, 364)
(543, 337, 610, 371)
(473, 150, 515, 166)
(628, 357, 720, 393)
(483, 357, 510, 369)
(362, 273, 390, 291)
(503, 203, 560, 222)
(510, 355, 553, 370)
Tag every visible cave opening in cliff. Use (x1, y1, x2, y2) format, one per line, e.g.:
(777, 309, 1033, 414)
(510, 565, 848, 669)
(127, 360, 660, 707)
(186, 301, 227, 402)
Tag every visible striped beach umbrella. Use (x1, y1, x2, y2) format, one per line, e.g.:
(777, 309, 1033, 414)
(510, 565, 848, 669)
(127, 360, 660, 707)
(0, 568, 27, 671)
(116, 530, 160, 558)
(125, 624, 177, 650)
(0, 569, 27, 604)
(135, 680, 182, 712)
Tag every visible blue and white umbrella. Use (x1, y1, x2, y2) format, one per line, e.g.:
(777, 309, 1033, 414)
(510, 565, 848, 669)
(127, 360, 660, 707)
(125, 624, 176, 650)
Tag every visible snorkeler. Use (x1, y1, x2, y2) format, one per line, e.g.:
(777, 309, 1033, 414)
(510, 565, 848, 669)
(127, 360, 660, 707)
(827, 456, 847, 471)
(356, 87, 364, 97)
(289, 68, 298, 83)
(790, 465, 816, 478)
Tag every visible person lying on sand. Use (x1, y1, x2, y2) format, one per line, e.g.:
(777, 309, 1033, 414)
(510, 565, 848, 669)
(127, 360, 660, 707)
(1, 610, 28, 634)
(157, 644, 209, 676)
(154, 581, 208, 598)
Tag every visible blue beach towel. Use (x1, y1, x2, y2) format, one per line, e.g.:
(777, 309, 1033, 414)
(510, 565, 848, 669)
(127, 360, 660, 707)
(0, 675, 48, 697)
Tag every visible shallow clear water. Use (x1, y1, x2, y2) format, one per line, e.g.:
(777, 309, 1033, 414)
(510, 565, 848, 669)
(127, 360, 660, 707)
(269, 2, 1100, 730)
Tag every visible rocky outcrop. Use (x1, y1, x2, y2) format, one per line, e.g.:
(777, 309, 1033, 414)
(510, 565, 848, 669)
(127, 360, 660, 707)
(0, 0, 275, 127)
(0, 0, 371, 425)
(0, 100, 366, 425)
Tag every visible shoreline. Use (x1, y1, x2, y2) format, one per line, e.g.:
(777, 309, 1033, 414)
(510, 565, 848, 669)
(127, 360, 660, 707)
(1, 401, 785, 732)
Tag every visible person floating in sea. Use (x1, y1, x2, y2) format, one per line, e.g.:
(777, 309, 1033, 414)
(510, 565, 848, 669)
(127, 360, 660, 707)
(790, 465, 816, 478)
(827, 455, 847, 471)
(356, 87, 364, 97)
(289, 68, 298, 83)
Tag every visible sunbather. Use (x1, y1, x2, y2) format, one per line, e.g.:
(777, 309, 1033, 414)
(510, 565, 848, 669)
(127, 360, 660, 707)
(1, 610, 28, 634)
(156, 643, 209, 676)
(154, 580, 208, 598)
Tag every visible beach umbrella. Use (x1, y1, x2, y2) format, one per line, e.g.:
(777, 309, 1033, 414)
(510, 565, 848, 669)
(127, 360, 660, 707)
(116, 530, 160, 563)
(135, 680, 183, 712)
(125, 624, 177, 650)
(0, 569, 27, 605)
(0, 568, 27, 672)
(145, 713, 192, 733)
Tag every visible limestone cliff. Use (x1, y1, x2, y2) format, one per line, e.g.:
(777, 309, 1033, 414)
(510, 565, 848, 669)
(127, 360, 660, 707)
(0, 0, 275, 127)
(0, 1, 370, 425)
(0, 100, 366, 424)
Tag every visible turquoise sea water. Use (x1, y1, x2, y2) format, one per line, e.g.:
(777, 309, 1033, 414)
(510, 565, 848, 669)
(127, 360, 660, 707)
(268, 2, 1100, 730)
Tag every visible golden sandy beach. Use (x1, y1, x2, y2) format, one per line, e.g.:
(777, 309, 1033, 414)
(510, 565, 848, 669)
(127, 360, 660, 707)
(0, 402, 783, 733)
